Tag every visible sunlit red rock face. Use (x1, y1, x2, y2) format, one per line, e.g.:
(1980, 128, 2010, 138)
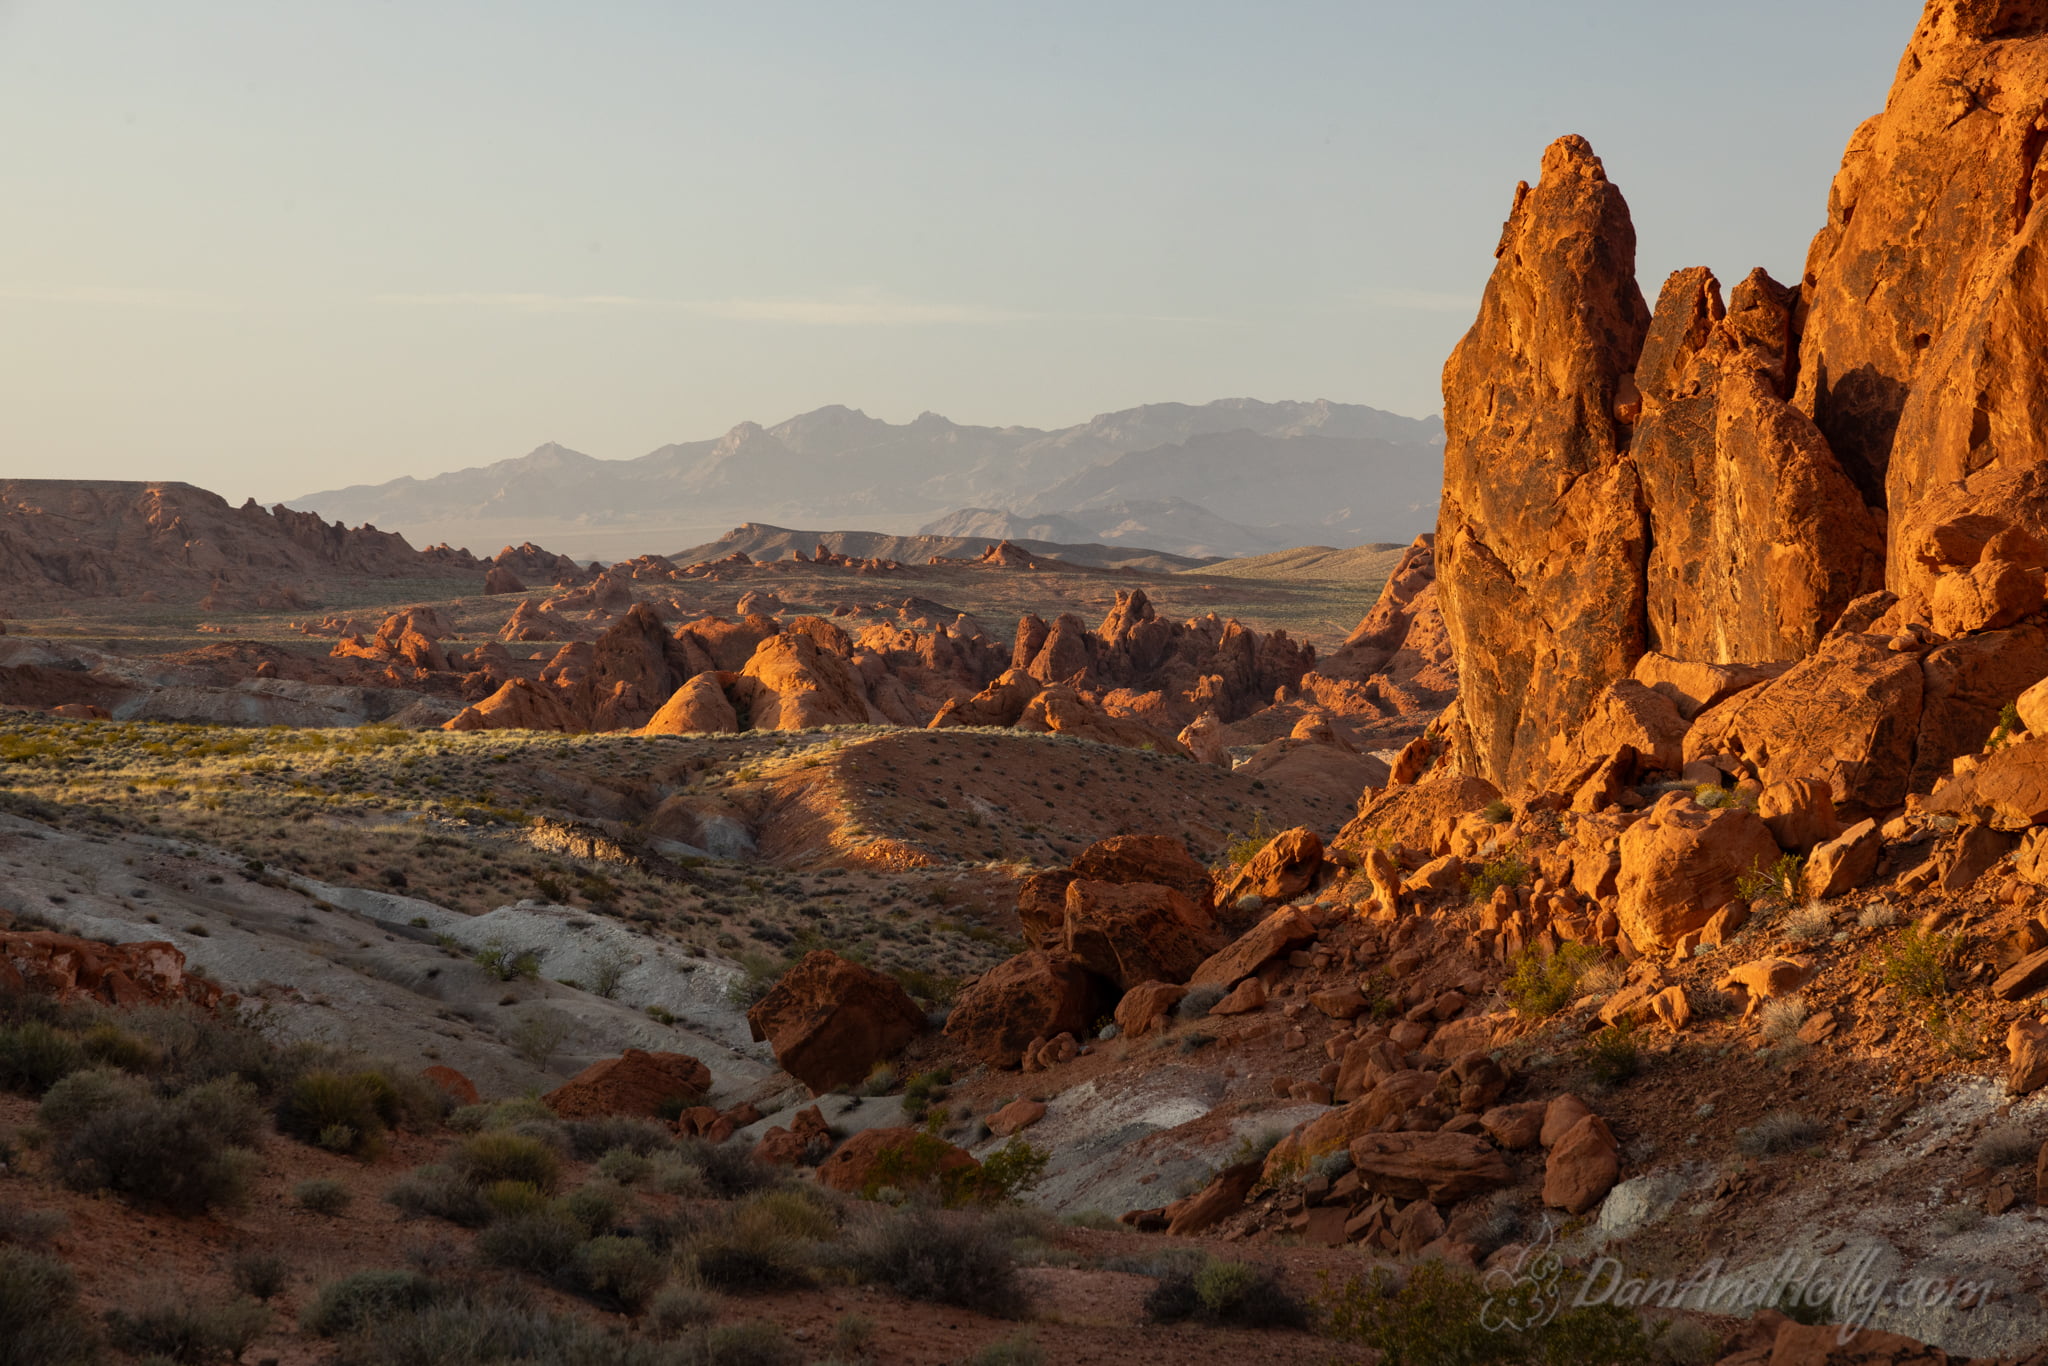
(1434, 134, 1651, 795)
(1435, 3, 2048, 799)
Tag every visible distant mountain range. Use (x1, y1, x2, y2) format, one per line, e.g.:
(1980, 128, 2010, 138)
(289, 398, 1444, 561)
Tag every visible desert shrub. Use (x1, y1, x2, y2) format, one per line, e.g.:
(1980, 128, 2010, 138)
(385, 1165, 492, 1227)
(37, 1065, 149, 1133)
(301, 1269, 442, 1337)
(562, 1179, 628, 1234)
(0, 1246, 100, 1366)
(0, 1021, 86, 1094)
(1222, 811, 1275, 869)
(1880, 926, 1960, 1003)
(0, 1206, 67, 1247)
(566, 1114, 674, 1161)
(1781, 902, 1834, 943)
(1144, 1255, 1308, 1329)
(1582, 1020, 1641, 1086)
(79, 1019, 160, 1072)
(689, 1203, 813, 1294)
(677, 1135, 776, 1199)
(743, 1186, 840, 1242)
(1735, 853, 1805, 905)
(275, 1069, 399, 1157)
(843, 1206, 1026, 1318)
(1175, 984, 1226, 1019)
(700, 1322, 800, 1366)
(1503, 943, 1601, 1019)
(506, 1008, 571, 1067)
(1758, 996, 1809, 1045)
(978, 1136, 1051, 1202)
(296, 1178, 352, 1215)
(1934, 1204, 1985, 1237)
(647, 1152, 710, 1199)
(484, 1180, 550, 1221)
(1319, 1259, 1655, 1365)
(1465, 850, 1530, 904)
(1857, 901, 1903, 930)
(475, 1210, 588, 1275)
(1481, 798, 1513, 824)
(1736, 1111, 1822, 1157)
(474, 941, 540, 982)
(104, 1293, 271, 1364)
(967, 1334, 1047, 1366)
(229, 1247, 290, 1301)
(724, 952, 788, 1010)
(1973, 1125, 2037, 1168)
(571, 1234, 666, 1312)
(453, 1131, 563, 1193)
(647, 1281, 719, 1336)
(51, 1083, 259, 1215)
(597, 1147, 652, 1185)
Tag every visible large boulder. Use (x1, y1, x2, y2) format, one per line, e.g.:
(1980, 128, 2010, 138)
(815, 1126, 979, 1197)
(1434, 135, 1652, 795)
(1556, 678, 1689, 777)
(1629, 652, 1785, 722)
(1613, 792, 1782, 949)
(1061, 880, 1221, 990)
(1188, 905, 1318, 988)
(738, 632, 874, 731)
(1214, 827, 1327, 916)
(1683, 627, 1924, 816)
(1348, 1131, 1512, 1204)
(1757, 777, 1840, 854)
(1804, 818, 1882, 899)
(542, 1049, 711, 1120)
(1926, 735, 2048, 827)
(1015, 870, 1079, 950)
(745, 951, 926, 1093)
(1070, 835, 1215, 912)
(1543, 1113, 1620, 1214)
(2008, 1018, 2048, 1097)
(944, 950, 1104, 1069)
(443, 676, 581, 733)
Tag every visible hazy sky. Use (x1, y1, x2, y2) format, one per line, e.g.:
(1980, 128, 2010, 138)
(0, 1, 1921, 503)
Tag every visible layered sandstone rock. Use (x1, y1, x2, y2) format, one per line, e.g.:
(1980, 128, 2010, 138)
(745, 951, 925, 1093)
(1435, 135, 1651, 794)
(0, 930, 222, 1009)
(542, 1049, 711, 1120)
(1632, 268, 1884, 662)
(943, 950, 1104, 1069)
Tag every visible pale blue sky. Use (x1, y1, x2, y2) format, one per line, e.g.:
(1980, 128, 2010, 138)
(0, 1, 1921, 502)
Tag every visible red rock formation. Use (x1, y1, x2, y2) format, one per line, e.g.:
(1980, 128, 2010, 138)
(0, 930, 222, 1009)
(1632, 267, 1884, 661)
(944, 950, 1105, 1069)
(1435, 136, 1651, 795)
(745, 950, 926, 1093)
(541, 1049, 711, 1119)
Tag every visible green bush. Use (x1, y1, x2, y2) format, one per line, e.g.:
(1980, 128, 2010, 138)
(275, 1070, 399, 1157)
(453, 1131, 563, 1193)
(0, 1021, 86, 1094)
(1144, 1255, 1308, 1329)
(700, 1321, 800, 1366)
(689, 1208, 813, 1294)
(561, 1179, 627, 1235)
(51, 1082, 259, 1215)
(475, 1210, 588, 1275)
(229, 1247, 290, 1301)
(1319, 1259, 1656, 1365)
(677, 1136, 776, 1199)
(1879, 926, 1958, 1004)
(104, 1293, 271, 1364)
(385, 1164, 492, 1227)
(301, 1270, 442, 1337)
(1466, 850, 1531, 905)
(37, 1066, 149, 1133)
(0, 1246, 101, 1366)
(647, 1281, 718, 1336)
(571, 1234, 666, 1312)
(1503, 943, 1601, 1019)
(565, 1115, 674, 1161)
(1583, 1019, 1641, 1086)
(843, 1206, 1026, 1318)
(295, 1178, 352, 1216)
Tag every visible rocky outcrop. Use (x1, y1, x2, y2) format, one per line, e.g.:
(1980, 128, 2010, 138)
(0, 930, 222, 1009)
(1632, 268, 1884, 662)
(943, 950, 1105, 1069)
(542, 1049, 711, 1120)
(1614, 793, 1781, 950)
(639, 671, 740, 735)
(1062, 880, 1221, 990)
(1435, 136, 1652, 795)
(745, 951, 926, 1094)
